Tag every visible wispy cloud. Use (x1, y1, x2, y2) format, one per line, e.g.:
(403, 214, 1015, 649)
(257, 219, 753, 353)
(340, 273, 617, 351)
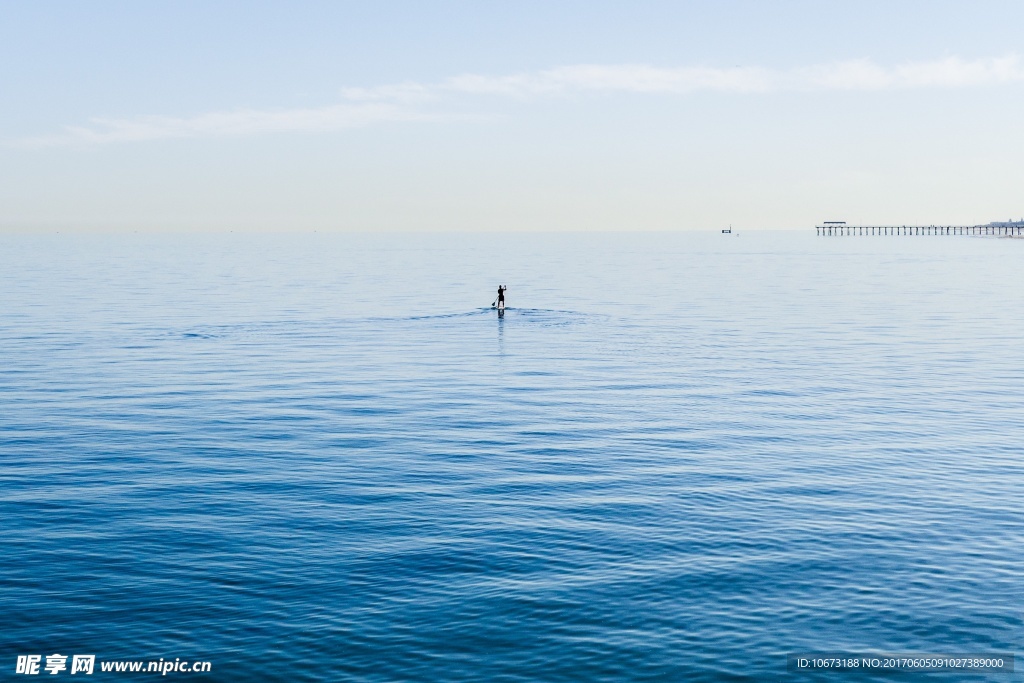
(796, 54, 1024, 90)
(360, 54, 1024, 98)
(16, 102, 431, 147)
(443, 64, 777, 96)
(14, 55, 1024, 146)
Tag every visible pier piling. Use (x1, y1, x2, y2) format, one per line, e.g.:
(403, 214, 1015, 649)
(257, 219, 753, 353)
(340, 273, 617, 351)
(816, 223, 1024, 236)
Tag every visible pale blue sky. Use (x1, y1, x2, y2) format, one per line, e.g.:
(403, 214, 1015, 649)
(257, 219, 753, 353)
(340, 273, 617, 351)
(2, 1, 1023, 231)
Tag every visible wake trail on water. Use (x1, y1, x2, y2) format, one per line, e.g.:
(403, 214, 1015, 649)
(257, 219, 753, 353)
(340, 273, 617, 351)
(170, 308, 596, 340)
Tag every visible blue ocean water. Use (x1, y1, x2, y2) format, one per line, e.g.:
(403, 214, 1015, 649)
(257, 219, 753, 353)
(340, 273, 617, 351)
(1, 231, 1022, 682)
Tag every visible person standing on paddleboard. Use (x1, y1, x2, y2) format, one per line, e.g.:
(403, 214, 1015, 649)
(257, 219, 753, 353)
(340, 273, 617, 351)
(497, 285, 506, 311)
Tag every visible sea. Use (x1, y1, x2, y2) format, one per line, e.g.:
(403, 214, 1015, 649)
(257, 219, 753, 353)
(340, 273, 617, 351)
(1, 230, 1021, 682)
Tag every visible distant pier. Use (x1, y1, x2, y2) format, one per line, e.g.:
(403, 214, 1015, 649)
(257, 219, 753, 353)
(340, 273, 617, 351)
(817, 221, 1024, 236)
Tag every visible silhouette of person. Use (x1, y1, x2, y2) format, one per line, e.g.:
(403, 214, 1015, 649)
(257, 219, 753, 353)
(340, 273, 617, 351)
(497, 285, 506, 310)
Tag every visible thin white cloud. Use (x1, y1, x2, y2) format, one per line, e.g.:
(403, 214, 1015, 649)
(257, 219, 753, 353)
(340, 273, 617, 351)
(16, 102, 428, 147)
(13, 55, 1024, 146)
(439, 55, 1024, 97)
(444, 64, 776, 96)
(796, 55, 1024, 90)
